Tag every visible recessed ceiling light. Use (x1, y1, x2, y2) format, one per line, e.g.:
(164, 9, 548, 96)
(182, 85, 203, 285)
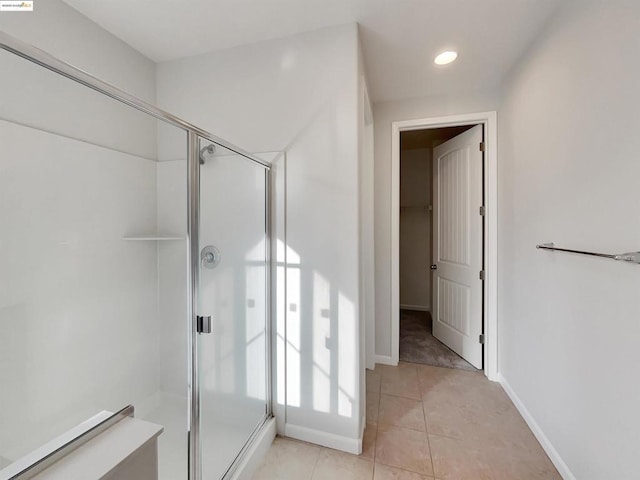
(434, 51, 458, 65)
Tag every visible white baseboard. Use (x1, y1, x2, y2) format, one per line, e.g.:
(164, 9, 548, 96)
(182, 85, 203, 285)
(284, 423, 361, 455)
(232, 417, 276, 480)
(498, 374, 575, 480)
(374, 354, 397, 366)
(400, 304, 431, 312)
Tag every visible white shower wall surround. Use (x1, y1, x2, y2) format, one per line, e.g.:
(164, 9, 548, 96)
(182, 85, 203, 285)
(0, 1, 157, 158)
(0, 118, 161, 462)
(0, 116, 192, 480)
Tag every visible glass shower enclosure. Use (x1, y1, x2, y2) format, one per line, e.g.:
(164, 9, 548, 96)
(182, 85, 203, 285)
(0, 31, 271, 480)
(193, 136, 271, 480)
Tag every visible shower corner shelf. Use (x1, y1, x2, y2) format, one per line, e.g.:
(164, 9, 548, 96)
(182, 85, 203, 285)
(122, 234, 185, 241)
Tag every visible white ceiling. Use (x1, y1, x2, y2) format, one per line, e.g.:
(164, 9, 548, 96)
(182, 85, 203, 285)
(61, 0, 564, 103)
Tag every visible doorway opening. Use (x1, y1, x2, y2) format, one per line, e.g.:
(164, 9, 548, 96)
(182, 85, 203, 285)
(399, 124, 481, 371)
(390, 112, 498, 380)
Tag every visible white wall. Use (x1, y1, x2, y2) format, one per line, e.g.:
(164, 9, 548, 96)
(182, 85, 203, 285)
(157, 24, 365, 451)
(399, 148, 432, 310)
(357, 30, 375, 426)
(373, 91, 500, 360)
(498, 1, 640, 478)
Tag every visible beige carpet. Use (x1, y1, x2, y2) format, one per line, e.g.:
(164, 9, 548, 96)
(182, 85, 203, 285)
(399, 309, 477, 371)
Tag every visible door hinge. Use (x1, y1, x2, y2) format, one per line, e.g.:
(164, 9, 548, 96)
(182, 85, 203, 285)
(479, 206, 486, 216)
(479, 270, 486, 281)
(197, 315, 212, 334)
(479, 142, 485, 152)
(479, 334, 486, 344)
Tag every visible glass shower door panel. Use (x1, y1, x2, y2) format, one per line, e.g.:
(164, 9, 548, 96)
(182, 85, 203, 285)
(198, 139, 268, 480)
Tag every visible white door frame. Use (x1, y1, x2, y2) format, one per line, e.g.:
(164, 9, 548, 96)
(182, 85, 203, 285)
(390, 111, 498, 381)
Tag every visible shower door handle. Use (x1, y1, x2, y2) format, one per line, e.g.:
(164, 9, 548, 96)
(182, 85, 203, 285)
(197, 315, 212, 334)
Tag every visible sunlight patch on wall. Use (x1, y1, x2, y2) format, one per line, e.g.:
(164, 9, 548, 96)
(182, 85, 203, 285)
(338, 292, 355, 418)
(286, 264, 301, 408)
(312, 271, 331, 413)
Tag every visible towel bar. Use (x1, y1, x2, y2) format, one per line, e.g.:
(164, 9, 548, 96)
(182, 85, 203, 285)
(536, 243, 640, 264)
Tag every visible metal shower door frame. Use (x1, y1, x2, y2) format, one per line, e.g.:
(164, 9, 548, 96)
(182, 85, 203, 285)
(188, 133, 273, 480)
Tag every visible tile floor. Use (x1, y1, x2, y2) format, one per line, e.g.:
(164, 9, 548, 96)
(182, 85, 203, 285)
(253, 362, 561, 479)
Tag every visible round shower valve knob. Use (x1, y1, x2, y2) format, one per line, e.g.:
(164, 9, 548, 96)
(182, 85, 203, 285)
(201, 245, 221, 269)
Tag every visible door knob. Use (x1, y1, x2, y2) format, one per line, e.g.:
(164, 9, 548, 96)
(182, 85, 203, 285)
(430, 264, 437, 270)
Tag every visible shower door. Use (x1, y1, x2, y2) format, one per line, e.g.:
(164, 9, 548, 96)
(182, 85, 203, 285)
(194, 136, 270, 480)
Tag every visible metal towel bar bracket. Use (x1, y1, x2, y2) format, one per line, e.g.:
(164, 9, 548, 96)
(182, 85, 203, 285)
(536, 243, 640, 264)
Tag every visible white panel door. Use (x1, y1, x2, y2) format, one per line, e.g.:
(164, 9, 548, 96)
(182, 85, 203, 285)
(432, 125, 483, 369)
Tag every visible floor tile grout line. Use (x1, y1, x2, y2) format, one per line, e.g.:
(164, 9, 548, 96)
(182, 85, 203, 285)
(373, 408, 378, 464)
(374, 462, 440, 480)
(371, 384, 380, 466)
(307, 447, 322, 480)
(380, 394, 422, 402)
(378, 364, 435, 478)
(421, 379, 436, 479)
(374, 458, 431, 478)
(377, 424, 427, 433)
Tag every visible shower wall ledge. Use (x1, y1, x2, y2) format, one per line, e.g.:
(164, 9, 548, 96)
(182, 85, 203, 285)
(26, 417, 163, 480)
